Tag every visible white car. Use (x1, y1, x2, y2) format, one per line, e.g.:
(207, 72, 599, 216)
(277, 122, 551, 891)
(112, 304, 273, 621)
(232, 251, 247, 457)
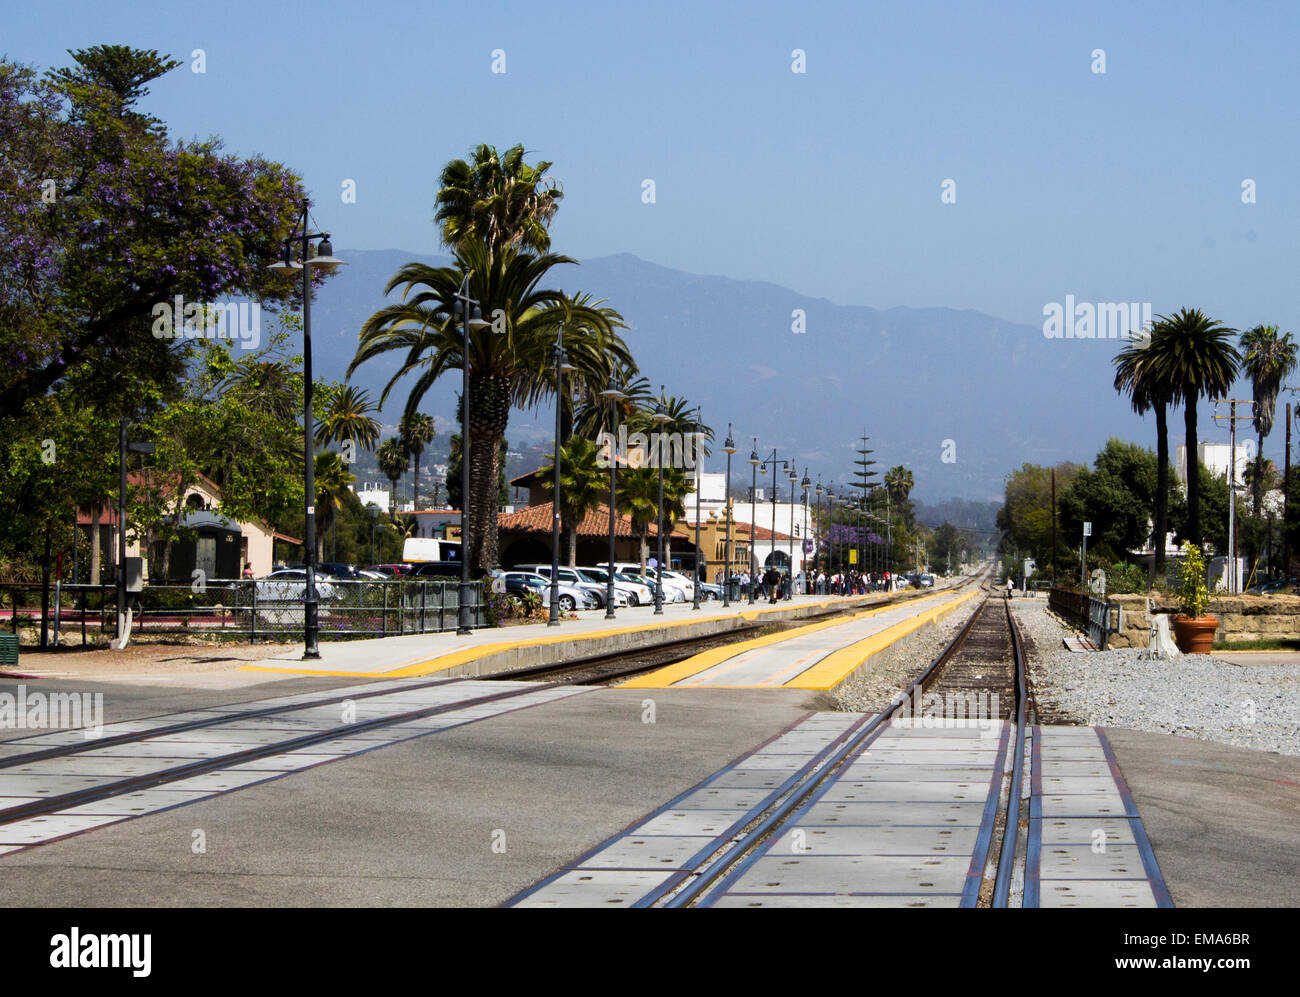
(577, 567, 653, 607)
(251, 568, 338, 603)
(512, 564, 628, 608)
(639, 567, 690, 603)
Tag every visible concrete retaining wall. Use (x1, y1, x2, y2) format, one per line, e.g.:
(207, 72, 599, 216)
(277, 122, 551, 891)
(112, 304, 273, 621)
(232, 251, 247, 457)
(1103, 593, 1300, 648)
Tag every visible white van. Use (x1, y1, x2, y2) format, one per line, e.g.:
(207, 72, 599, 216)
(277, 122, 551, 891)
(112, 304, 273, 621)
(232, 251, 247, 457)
(402, 538, 462, 563)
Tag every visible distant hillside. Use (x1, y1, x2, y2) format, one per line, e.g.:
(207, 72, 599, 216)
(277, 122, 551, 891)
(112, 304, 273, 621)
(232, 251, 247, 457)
(303, 249, 1170, 503)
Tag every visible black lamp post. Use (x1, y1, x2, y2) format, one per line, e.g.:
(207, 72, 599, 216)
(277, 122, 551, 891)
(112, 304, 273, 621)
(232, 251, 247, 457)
(548, 324, 577, 626)
(652, 391, 670, 614)
(599, 376, 626, 620)
(452, 273, 488, 634)
(801, 470, 811, 594)
(748, 441, 760, 604)
(786, 463, 798, 598)
(267, 199, 346, 659)
(815, 476, 824, 583)
(723, 426, 736, 607)
(692, 406, 703, 611)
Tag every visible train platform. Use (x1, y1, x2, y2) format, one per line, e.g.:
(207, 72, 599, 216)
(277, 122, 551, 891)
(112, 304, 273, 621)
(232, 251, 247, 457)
(623, 589, 979, 690)
(238, 585, 961, 681)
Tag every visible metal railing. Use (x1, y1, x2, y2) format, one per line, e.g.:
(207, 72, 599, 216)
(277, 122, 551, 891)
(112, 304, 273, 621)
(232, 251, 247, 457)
(1048, 586, 1122, 649)
(2, 578, 487, 645)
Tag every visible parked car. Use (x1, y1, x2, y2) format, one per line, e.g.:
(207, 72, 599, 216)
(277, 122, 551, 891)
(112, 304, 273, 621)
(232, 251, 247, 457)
(494, 571, 596, 611)
(250, 568, 338, 603)
(660, 569, 722, 600)
(364, 564, 412, 577)
(1245, 576, 1298, 595)
(576, 566, 652, 606)
(512, 564, 628, 608)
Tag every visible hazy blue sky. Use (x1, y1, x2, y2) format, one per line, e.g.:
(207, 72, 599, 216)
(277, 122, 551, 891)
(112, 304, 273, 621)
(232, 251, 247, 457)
(7, 0, 1298, 338)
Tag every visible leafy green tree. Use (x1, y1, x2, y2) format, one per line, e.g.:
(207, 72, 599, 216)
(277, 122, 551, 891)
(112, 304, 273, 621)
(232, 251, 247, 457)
(1058, 439, 1162, 564)
(997, 462, 1083, 578)
(1144, 308, 1240, 547)
(0, 51, 314, 423)
(1240, 324, 1297, 515)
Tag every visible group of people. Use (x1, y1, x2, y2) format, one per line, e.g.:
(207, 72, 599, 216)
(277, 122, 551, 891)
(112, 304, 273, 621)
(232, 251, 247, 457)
(717, 566, 898, 602)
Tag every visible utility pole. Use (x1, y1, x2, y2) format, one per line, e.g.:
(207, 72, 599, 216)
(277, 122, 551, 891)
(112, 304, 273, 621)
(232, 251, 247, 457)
(1286, 402, 1293, 585)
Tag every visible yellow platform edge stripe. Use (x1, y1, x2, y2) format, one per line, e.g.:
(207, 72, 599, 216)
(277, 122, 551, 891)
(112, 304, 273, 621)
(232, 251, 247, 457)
(619, 590, 956, 689)
(786, 590, 982, 690)
(234, 591, 908, 679)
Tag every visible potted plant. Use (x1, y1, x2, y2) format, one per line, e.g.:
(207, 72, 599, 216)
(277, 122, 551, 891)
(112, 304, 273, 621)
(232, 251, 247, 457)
(1172, 542, 1217, 653)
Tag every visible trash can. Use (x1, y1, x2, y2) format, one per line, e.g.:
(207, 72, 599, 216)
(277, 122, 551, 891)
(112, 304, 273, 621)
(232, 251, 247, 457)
(728, 577, 742, 601)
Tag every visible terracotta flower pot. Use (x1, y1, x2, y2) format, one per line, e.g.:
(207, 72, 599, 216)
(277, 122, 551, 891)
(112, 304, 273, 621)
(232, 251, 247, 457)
(1172, 615, 1217, 654)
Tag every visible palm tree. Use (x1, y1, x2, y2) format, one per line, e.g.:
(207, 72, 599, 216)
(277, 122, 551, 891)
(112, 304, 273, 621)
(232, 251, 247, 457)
(376, 437, 407, 513)
(617, 467, 660, 574)
(884, 466, 914, 505)
(1240, 325, 1298, 515)
(1114, 327, 1177, 579)
(313, 451, 355, 560)
(539, 436, 607, 566)
(315, 384, 380, 456)
(348, 241, 630, 572)
(435, 144, 563, 255)
(1145, 308, 1241, 547)
(572, 367, 653, 439)
(399, 412, 436, 509)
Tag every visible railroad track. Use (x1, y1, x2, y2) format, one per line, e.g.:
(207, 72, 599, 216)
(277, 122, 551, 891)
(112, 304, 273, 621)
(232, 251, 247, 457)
(509, 589, 1032, 908)
(0, 588, 944, 854)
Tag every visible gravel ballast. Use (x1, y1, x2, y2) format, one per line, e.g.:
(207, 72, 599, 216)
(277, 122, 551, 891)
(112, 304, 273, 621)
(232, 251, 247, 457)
(1012, 597, 1300, 757)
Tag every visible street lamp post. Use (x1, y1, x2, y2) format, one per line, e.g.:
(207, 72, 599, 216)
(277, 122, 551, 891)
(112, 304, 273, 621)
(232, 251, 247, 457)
(815, 476, 824, 587)
(692, 406, 703, 611)
(748, 441, 760, 604)
(599, 377, 626, 620)
(453, 273, 488, 635)
(267, 198, 346, 659)
(795, 473, 806, 597)
(723, 427, 737, 607)
(548, 324, 577, 626)
(652, 392, 671, 614)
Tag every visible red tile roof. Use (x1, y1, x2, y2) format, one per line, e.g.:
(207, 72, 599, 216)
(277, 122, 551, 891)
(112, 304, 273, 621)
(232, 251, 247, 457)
(498, 502, 688, 540)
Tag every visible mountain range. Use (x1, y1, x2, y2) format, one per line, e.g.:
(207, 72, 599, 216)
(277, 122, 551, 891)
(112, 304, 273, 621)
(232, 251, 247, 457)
(303, 249, 1170, 504)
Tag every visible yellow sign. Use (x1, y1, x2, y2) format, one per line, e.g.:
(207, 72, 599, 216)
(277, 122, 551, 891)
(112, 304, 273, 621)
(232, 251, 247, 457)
(849, 549, 858, 565)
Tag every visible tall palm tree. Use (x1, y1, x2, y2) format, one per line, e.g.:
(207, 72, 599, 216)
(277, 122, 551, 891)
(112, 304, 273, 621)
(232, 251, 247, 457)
(348, 241, 630, 572)
(399, 411, 436, 509)
(539, 436, 607, 566)
(376, 437, 407, 513)
(572, 367, 652, 440)
(315, 384, 380, 456)
(1145, 308, 1241, 547)
(884, 466, 914, 505)
(435, 144, 563, 255)
(1114, 327, 1177, 579)
(313, 451, 355, 560)
(617, 467, 660, 574)
(1240, 325, 1298, 515)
